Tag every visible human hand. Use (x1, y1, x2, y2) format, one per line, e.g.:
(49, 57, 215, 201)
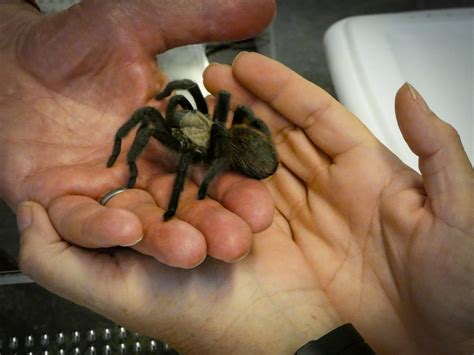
(1, 0, 276, 267)
(204, 53, 474, 353)
(17, 52, 472, 354)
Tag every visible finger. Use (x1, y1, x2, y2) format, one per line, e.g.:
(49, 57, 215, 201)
(192, 169, 275, 233)
(48, 195, 143, 248)
(227, 52, 378, 158)
(17, 201, 153, 320)
(204, 62, 331, 183)
(147, 174, 253, 263)
(395, 83, 473, 227)
(104, 188, 208, 268)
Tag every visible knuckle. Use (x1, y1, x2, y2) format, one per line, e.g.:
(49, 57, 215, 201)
(439, 119, 462, 142)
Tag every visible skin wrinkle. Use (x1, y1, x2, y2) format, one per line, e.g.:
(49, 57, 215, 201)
(304, 163, 328, 191)
(273, 121, 299, 145)
(299, 94, 336, 135)
(30, 87, 74, 133)
(275, 164, 308, 222)
(303, 180, 366, 264)
(25, 12, 86, 84)
(358, 210, 409, 332)
(305, 180, 316, 220)
(320, 235, 351, 292)
(374, 229, 406, 323)
(379, 212, 407, 302)
(11, 13, 36, 65)
(355, 248, 365, 321)
(399, 216, 437, 349)
(272, 210, 293, 239)
(71, 7, 122, 82)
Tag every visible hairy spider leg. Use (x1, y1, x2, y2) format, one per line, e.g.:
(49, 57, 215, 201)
(106, 107, 159, 168)
(195, 90, 232, 198)
(165, 95, 194, 121)
(155, 79, 208, 115)
(232, 105, 272, 137)
(197, 124, 230, 199)
(163, 151, 195, 221)
(110, 107, 180, 188)
(128, 121, 181, 188)
(212, 90, 231, 123)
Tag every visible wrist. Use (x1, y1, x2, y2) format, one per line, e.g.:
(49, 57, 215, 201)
(169, 289, 343, 354)
(224, 295, 343, 354)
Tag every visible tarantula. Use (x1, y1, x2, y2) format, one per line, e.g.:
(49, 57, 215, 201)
(106, 79, 278, 220)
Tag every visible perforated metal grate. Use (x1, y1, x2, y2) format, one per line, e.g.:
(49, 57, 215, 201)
(0, 326, 177, 354)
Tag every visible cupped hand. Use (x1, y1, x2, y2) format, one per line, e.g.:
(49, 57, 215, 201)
(1, 0, 276, 267)
(204, 53, 473, 353)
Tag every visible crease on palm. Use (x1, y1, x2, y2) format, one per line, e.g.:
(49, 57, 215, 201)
(267, 110, 419, 315)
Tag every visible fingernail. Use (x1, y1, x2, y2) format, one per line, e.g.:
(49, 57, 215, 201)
(232, 51, 249, 66)
(406, 82, 430, 112)
(228, 250, 250, 263)
(17, 202, 34, 233)
(204, 62, 221, 75)
(121, 234, 143, 247)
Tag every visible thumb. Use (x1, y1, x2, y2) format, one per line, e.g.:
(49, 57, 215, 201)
(395, 83, 473, 229)
(24, 0, 275, 53)
(16, 0, 274, 96)
(107, 0, 276, 52)
(17, 201, 72, 286)
(16, 201, 112, 309)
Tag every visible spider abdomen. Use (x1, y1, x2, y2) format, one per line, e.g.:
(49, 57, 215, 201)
(229, 126, 279, 179)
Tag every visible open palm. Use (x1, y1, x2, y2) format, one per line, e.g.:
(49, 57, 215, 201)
(204, 53, 473, 353)
(16, 43, 472, 355)
(1, 0, 276, 267)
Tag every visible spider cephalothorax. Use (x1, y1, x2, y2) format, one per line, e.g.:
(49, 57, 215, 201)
(106, 79, 278, 220)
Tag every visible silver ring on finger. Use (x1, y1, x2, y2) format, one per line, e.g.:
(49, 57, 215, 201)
(99, 187, 128, 206)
